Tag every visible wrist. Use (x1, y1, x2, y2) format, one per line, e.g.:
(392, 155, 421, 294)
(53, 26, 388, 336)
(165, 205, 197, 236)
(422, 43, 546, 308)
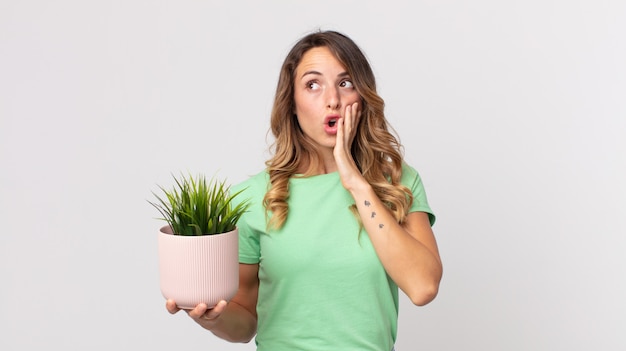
(346, 178, 373, 197)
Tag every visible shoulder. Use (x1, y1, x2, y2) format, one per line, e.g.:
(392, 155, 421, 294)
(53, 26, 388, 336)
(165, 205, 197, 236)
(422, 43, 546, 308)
(400, 161, 423, 187)
(401, 161, 435, 225)
(231, 169, 270, 197)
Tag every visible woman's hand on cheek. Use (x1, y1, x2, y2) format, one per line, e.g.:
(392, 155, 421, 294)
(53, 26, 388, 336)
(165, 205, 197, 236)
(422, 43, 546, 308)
(334, 102, 366, 191)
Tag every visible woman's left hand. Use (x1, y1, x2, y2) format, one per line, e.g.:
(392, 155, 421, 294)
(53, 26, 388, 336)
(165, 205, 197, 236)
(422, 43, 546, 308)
(334, 102, 367, 191)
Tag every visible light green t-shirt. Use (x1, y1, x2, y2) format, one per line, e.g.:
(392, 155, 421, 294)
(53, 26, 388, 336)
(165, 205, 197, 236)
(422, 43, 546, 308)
(231, 163, 434, 351)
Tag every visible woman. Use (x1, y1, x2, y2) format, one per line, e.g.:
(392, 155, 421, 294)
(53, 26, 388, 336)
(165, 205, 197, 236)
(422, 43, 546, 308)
(166, 30, 443, 350)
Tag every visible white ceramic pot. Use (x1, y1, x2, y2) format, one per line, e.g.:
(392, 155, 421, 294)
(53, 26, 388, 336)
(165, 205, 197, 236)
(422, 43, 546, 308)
(158, 225, 239, 309)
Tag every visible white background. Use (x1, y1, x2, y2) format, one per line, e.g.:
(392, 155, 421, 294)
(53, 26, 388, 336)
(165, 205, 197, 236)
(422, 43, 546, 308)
(1, 1, 625, 350)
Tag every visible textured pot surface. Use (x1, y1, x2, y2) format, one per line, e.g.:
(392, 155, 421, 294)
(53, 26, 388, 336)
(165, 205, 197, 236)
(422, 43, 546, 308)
(158, 226, 239, 309)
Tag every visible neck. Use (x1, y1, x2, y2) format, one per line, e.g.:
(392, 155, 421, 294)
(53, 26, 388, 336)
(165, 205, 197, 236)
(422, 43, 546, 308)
(297, 149, 337, 175)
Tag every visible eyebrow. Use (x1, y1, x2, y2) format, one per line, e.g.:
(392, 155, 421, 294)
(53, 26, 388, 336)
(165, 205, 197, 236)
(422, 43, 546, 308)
(300, 70, 350, 80)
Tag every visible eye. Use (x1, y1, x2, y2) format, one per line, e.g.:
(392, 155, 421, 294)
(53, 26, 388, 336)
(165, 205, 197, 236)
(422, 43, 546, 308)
(306, 81, 321, 90)
(340, 79, 354, 89)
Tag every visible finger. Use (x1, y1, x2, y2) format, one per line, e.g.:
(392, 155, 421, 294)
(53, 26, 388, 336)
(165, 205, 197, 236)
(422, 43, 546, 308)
(189, 300, 228, 321)
(202, 300, 228, 320)
(187, 303, 209, 319)
(344, 104, 353, 132)
(344, 102, 359, 138)
(352, 102, 361, 125)
(349, 102, 360, 131)
(336, 114, 345, 146)
(165, 299, 181, 314)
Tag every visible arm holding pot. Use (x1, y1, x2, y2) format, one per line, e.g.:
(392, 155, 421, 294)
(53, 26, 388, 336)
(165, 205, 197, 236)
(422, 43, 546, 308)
(166, 263, 259, 343)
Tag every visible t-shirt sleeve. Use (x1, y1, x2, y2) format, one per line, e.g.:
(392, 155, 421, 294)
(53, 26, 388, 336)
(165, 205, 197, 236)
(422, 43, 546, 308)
(231, 177, 263, 264)
(402, 163, 436, 226)
(237, 213, 261, 264)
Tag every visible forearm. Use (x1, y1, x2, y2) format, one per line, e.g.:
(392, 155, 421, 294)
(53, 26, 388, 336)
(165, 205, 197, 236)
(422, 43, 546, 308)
(350, 182, 443, 305)
(208, 301, 257, 343)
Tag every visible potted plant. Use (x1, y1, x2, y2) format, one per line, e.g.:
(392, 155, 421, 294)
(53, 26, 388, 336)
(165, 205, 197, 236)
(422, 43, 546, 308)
(149, 173, 250, 309)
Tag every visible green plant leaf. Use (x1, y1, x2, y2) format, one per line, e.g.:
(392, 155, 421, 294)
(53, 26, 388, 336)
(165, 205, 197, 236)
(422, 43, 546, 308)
(148, 173, 251, 236)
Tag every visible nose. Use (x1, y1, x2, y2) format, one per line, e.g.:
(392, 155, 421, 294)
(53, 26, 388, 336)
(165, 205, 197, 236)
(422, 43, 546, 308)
(325, 86, 340, 110)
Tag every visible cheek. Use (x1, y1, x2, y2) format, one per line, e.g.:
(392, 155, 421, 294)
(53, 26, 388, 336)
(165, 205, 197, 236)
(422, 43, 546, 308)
(294, 96, 317, 117)
(293, 91, 306, 113)
(343, 91, 361, 104)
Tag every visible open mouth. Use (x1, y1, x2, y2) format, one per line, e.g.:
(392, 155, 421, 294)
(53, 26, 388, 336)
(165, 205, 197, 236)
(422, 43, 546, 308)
(327, 119, 337, 127)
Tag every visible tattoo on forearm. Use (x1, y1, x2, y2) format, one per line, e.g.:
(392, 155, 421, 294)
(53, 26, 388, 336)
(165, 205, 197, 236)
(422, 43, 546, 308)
(364, 200, 384, 229)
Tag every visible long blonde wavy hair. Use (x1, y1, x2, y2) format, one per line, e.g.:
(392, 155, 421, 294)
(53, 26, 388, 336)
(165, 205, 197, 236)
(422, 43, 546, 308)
(264, 30, 413, 230)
